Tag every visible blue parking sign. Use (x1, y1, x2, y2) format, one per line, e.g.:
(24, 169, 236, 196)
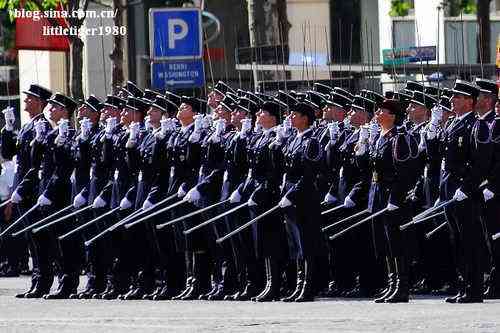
(149, 8, 203, 60)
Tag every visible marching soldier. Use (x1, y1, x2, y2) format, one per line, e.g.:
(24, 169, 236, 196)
(279, 101, 324, 302)
(426, 81, 490, 303)
(2, 84, 52, 293)
(474, 79, 500, 299)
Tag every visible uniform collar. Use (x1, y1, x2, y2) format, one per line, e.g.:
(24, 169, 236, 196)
(456, 110, 473, 122)
(296, 127, 312, 138)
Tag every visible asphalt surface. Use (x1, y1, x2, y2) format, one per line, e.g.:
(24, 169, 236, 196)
(0, 276, 498, 332)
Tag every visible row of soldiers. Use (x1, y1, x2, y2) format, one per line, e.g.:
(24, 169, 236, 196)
(0, 76, 498, 304)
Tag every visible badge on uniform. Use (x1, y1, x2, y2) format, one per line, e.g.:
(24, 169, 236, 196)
(179, 154, 185, 162)
(458, 136, 463, 147)
(372, 171, 379, 182)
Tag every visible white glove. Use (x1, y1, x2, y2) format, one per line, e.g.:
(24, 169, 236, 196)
(430, 106, 443, 126)
(142, 199, 154, 210)
(73, 192, 87, 208)
(240, 118, 252, 138)
(386, 203, 399, 211)
(369, 122, 379, 143)
(37, 194, 52, 207)
(177, 184, 187, 198)
(34, 120, 46, 142)
(254, 123, 263, 135)
(247, 198, 258, 207)
(144, 116, 152, 130)
(426, 123, 438, 140)
(92, 196, 107, 209)
(229, 190, 242, 203)
(433, 198, 440, 207)
(483, 188, 495, 202)
(322, 193, 338, 205)
(194, 114, 204, 132)
(10, 190, 22, 204)
(119, 197, 133, 210)
(344, 196, 356, 208)
(2, 106, 15, 131)
(105, 117, 117, 138)
(343, 117, 351, 128)
(210, 119, 226, 143)
(79, 118, 92, 141)
(160, 119, 169, 136)
(279, 196, 292, 208)
(453, 188, 468, 202)
(328, 122, 340, 140)
(202, 114, 213, 130)
(183, 187, 201, 203)
(128, 122, 140, 141)
(359, 126, 369, 141)
(58, 119, 69, 137)
(283, 116, 293, 136)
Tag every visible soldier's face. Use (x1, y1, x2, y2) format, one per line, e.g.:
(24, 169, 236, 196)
(214, 105, 231, 122)
(208, 91, 223, 109)
(177, 103, 195, 123)
(147, 107, 162, 125)
(120, 107, 136, 125)
(496, 100, 500, 116)
(77, 105, 91, 120)
(101, 106, 121, 122)
(451, 94, 472, 115)
(290, 111, 308, 130)
(407, 103, 428, 123)
(348, 109, 369, 128)
(475, 93, 494, 115)
(47, 102, 67, 123)
(24, 94, 45, 117)
(231, 108, 248, 128)
(375, 108, 395, 128)
(256, 110, 276, 129)
(322, 105, 345, 122)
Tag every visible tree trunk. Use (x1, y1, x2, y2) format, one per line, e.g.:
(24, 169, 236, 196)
(111, 0, 124, 94)
(69, 37, 84, 101)
(477, 0, 491, 65)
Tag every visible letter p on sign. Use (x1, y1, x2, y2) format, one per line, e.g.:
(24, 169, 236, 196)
(150, 8, 203, 60)
(168, 19, 188, 49)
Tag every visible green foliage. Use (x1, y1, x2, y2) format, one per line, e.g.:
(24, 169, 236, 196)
(445, 0, 479, 16)
(389, 0, 413, 17)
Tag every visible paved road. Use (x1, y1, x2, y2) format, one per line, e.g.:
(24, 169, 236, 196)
(0, 276, 498, 332)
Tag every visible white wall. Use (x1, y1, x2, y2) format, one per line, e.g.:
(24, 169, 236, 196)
(18, 50, 67, 124)
(82, 2, 114, 100)
(287, 0, 331, 81)
(414, 0, 445, 64)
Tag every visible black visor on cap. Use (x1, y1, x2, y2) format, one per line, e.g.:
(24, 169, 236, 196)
(23, 84, 53, 102)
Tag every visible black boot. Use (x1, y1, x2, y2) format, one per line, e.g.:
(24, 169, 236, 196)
(25, 275, 54, 299)
(100, 271, 128, 300)
(295, 259, 314, 302)
(252, 260, 271, 301)
(79, 274, 106, 299)
(15, 273, 38, 298)
(374, 257, 396, 303)
(282, 259, 304, 302)
(44, 274, 79, 300)
(385, 257, 409, 303)
(172, 276, 192, 300)
(182, 253, 209, 300)
(124, 271, 154, 300)
(256, 258, 281, 302)
(70, 275, 95, 299)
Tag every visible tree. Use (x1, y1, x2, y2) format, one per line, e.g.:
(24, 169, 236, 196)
(0, 0, 89, 101)
(476, 0, 491, 64)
